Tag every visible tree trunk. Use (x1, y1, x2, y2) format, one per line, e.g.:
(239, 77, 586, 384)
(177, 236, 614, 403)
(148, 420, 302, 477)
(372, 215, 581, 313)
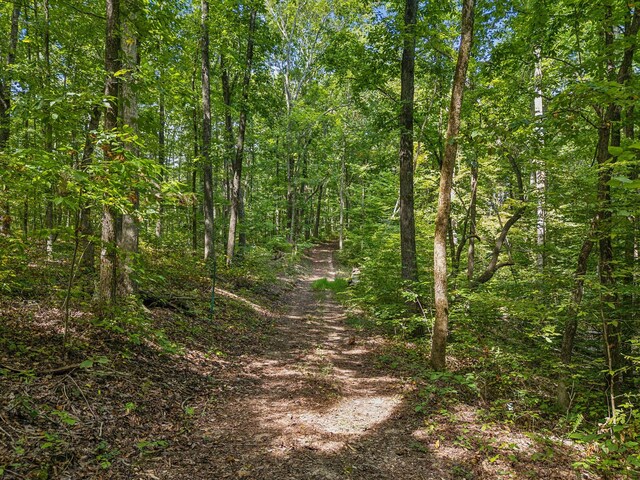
(593, 6, 639, 396)
(156, 94, 165, 240)
(339, 145, 346, 250)
(227, 8, 256, 266)
(220, 54, 233, 234)
(201, 0, 214, 261)
(44, 0, 55, 259)
(466, 162, 478, 281)
(118, 4, 139, 297)
(79, 106, 102, 278)
(98, 0, 121, 310)
(431, 0, 475, 371)
(557, 220, 595, 409)
(534, 49, 546, 270)
(399, 0, 418, 282)
(0, 0, 20, 235)
(314, 183, 323, 238)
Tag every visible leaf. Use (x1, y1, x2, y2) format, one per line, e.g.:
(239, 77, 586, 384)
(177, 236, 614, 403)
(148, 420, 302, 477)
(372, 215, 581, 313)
(79, 360, 94, 369)
(608, 146, 624, 156)
(611, 176, 632, 184)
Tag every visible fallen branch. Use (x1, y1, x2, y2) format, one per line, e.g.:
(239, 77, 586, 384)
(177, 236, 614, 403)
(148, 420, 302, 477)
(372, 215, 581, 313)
(0, 363, 83, 376)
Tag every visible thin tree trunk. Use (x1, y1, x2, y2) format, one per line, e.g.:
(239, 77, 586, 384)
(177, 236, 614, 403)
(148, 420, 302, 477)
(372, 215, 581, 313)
(431, 0, 475, 371)
(98, 0, 121, 310)
(156, 94, 165, 240)
(314, 183, 323, 238)
(399, 0, 418, 282)
(44, 0, 55, 259)
(593, 6, 639, 394)
(227, 8, 256, 265)
(557, 220, 595, 409)
(466, 162, 478, 281)
(201, 0, 214, 261)
(339, 145, 346, 250)
(534, 49, 546, 270)
(118, 5, 139, 297)
(0, 0, 20, 235)
(79, 106, 101, 278)
(220, 54, 234, 230)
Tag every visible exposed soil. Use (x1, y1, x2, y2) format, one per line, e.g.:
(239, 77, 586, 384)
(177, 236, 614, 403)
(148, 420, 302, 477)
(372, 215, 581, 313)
(1, 244, 591, 479)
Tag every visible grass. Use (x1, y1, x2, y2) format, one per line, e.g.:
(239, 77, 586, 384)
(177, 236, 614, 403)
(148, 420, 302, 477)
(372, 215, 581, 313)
(311, 277, 349, 293)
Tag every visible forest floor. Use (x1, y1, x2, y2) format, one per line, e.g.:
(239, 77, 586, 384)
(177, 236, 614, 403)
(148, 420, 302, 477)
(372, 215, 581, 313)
(1, 244, 591, 479)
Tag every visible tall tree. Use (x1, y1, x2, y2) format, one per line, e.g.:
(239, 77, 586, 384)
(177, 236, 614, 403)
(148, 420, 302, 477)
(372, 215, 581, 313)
(118, 0, 140, 296)
(593, 5, 639, 395)
(398, 0, 418, 282)
(201, 0, 214, 262)
(227, 7, 257, 266)
(431, 0, 475, 371)
(0, 0, 20, 235)
(97, 0, 122, 309)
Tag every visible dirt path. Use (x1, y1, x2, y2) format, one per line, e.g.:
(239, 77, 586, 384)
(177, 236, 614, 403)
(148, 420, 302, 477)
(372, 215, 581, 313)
(0, 244, 584, 479)
(158, 244, 443, 479)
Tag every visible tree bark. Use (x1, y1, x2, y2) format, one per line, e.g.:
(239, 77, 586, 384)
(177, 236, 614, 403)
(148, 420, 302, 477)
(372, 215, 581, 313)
(431, 0, 475, 371)
(220, 54, 233, 228)
(470, 155, 525, 287)
(339, 145, 346, 250)
(557, 220, 595, 409)
(534, 48, 546, 270)
(399, 0, 418, 282)
(156, 93, 165, 240)
(201, 0, 214, 261)
(0, 0, 20, 235)
(227, 8, 256, 266)
(593, 6, 639, 395)
(44, 0, 55, 259)
(98, 0, 121, 310)
(79, 106, 102, 278)
(466, 162, 478, 281)
(118, 3, 139, 297)
(314, 183, 323, 238)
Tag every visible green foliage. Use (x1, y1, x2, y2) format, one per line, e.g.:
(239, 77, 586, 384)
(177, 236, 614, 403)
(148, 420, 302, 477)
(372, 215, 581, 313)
(311, 277, 349, 293)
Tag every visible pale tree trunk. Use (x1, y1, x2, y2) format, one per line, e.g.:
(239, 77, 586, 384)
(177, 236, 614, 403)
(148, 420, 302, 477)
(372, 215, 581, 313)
(431, 0, 475, 371)
(339, 146, 346, 250)
(44, 0, 55, 259)
(399, 0, 418, 282)
(466, 162, 478, 281)
(227, 8, 256, 266)
(0, 0, 20, 235)
(118, 5, 139, 297)
(98, 0, 121, 310)
(201, 0, 214, 261)
(156, 94, 165, 240)
(533, 49, 546, 270)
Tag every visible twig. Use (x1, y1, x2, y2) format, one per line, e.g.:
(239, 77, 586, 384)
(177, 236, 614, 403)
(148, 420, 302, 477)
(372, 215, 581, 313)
(68, 374, 98, 419)
(0, 363, 83, 376)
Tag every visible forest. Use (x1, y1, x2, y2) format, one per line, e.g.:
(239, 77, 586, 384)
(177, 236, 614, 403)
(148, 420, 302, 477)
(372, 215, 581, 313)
(0, 0, 639, 478)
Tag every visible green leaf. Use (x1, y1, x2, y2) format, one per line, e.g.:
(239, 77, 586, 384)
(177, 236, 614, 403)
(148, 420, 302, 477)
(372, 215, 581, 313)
(608, 146, 624, 156)
(79, 360, 94, 369)
(611, 176, 632, 184)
